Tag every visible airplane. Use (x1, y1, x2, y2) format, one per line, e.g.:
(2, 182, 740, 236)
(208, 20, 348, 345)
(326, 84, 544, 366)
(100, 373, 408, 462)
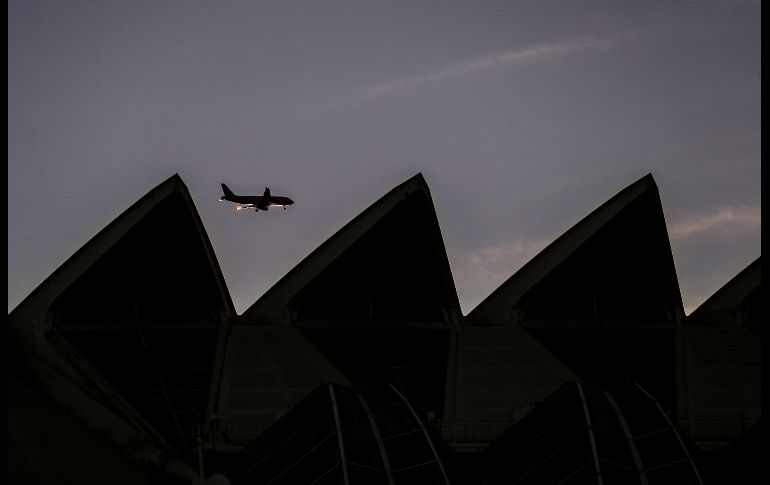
(218, 184, 294, 211)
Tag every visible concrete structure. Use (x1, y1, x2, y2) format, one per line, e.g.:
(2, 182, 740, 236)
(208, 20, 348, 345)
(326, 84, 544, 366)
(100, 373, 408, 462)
(679, 258, 761, 448)
(8, 173, 761, 484)
(225, 382, 480, 484)
(478, 381, 704, 484)
(8, 175, 227, 483)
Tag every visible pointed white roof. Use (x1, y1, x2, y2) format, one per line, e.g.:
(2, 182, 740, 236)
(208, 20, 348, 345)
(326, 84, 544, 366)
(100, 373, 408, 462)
(468, 174, 684, 324)
(242, 173, 460, 324)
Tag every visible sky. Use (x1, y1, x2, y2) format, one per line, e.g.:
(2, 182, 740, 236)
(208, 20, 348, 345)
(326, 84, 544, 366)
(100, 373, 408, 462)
(8, 0, 761, 315)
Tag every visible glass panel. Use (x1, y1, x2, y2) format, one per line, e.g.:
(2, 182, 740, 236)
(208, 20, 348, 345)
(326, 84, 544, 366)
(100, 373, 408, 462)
(392, 461, 446, 485)
(339, 408, 375, 438)
(342, 432, 384, 470)
(268, 437, 340, 485)
(645, 460, 699, 484)
(77, 348, 149, 371)
(623, 401, 667, 437)
(599, 460, 642, 484)
(581, 384, 610, 408)
(384, 433, 435, 472)
(587, 404, 624, 436)
(635, 429, 686, 470)
(558, 461, 596, 484)
(593, 430, 635, 468)
(152, 347, 215, 370)
(332, 385, 362, 411)
(374, 404, 419, 438)
(346, 463, 390, 485)
(611, 384, 648, 410)
(518, 434, 593, 484)
(61, 329, 144, 349)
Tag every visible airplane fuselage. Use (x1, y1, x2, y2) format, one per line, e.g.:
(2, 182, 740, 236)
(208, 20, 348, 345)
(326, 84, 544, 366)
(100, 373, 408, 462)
(219, 184, 294, 211)
(221, 194, 294, 209)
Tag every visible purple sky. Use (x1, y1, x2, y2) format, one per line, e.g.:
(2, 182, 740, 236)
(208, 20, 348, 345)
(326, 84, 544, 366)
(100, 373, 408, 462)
(8, 1, 760, 315)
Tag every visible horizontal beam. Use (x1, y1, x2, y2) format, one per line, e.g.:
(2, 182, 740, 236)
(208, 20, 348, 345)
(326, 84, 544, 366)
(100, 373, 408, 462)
(518, 319, 674, 328)
(55, 320, 221, 331)
(294, 320, 451, 329)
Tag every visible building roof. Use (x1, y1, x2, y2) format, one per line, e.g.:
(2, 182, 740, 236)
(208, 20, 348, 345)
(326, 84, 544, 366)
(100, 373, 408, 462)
(9, 173, 235, 322)
(687, 257, 761, 326)
(468, 174, 684, 324)
(243, 173, 460, 325)
(8, 173, 235, 480)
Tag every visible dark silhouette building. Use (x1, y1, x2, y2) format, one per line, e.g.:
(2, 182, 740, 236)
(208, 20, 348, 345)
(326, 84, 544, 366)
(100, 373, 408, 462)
(8, 173, 761, 484)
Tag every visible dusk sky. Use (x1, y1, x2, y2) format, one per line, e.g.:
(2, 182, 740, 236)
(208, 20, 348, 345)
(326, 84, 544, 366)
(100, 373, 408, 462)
(8, 1, 760, 315)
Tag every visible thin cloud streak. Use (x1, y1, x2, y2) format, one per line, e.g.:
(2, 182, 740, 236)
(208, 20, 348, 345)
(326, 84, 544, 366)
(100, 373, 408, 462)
(359, 32, 635, 102)
(455, 204, 761, 313)
(669, 205, 761, 240)
(453, 237, 551, 313)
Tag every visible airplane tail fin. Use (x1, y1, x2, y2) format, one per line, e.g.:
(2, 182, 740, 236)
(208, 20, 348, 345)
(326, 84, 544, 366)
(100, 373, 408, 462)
(263, 187, 271, 199)
(221, 183, 236, 199)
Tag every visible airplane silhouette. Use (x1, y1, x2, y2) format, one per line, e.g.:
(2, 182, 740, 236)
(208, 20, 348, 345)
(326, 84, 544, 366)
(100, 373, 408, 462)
(219, 184, 294, 211)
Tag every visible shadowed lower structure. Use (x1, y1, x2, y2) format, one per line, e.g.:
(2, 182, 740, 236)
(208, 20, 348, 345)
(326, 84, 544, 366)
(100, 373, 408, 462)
(477, 381, 704, 484)
(7, 172, 760, 484)
(223, 382, 480, 485)
(8, 174, 234, 483)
